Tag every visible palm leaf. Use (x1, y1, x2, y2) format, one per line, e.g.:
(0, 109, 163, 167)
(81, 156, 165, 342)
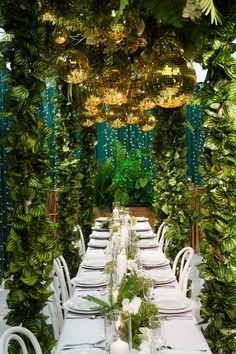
(199, 0, 222, 25)
(142, 0, 185, 28)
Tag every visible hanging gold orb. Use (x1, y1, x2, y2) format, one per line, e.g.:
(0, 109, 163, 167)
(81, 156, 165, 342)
(105, 12, 135, 42)
(106, 104, 127, 129)
(126, 110, 141, 124)
(101, 66, 130, 105)
(146, 33, 196, 108)
(132, 79, 156, 111)
(53, 29, 68, 45)
(82, 76, 103, 106)
(80, 117, 95, 127)
(95, 114, 106, 124)
(41, 8, 54, 21)
(139, 113, 156, 132)
(81, 105, 99, 116)
(56, 49, 90, 84)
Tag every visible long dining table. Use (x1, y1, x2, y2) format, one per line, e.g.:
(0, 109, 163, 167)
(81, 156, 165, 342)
(54, 217, 212, 354)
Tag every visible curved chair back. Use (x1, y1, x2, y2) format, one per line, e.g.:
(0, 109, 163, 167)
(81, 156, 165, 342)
(47, 283, 64, 340)
(0, 326, 42, 354)
(54, 255, 73, 299)
(172, 246, 194, 296)
(73, 224, 86, 257)
(156, 222, 169, 251)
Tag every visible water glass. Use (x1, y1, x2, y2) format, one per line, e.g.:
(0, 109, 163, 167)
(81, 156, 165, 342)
(148, 315, 166, 353)
(105, 310, 132, 354)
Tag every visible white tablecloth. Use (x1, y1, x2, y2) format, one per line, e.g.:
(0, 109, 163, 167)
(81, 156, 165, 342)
(54, 220, 211, 354)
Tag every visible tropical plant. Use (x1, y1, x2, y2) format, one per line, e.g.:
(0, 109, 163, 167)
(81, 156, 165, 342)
(152, 109, 195, 262)
(0, 0, 60, 352)
(194, 33, 236, 354)
(77, 124, 97, 245)
(94, 140, 155, 209)
(54, 81, 83, 276)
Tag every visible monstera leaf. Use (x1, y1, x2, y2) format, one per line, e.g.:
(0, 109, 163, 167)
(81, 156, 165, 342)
(142, 0, 185, 28)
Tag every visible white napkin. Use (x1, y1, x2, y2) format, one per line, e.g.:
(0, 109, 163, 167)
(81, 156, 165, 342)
(132, 221, 151, 231)
(57, 318, 105, 346)
(141, 250, 166, 264)
(164, 320, 211, 351)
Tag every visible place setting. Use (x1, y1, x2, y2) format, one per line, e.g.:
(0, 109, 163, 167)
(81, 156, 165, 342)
(71, 273, 109, 288)
(153, 294, 192, 315)
(82, 258, 106, 270)
(87, 239, 108, 249)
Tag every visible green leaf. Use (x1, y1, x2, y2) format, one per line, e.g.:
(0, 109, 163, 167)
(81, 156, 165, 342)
(10, 85, 29, 100)
(143, 0, 185, 28)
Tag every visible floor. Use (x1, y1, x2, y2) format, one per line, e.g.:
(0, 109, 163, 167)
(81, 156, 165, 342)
(0, 289, 9, 336)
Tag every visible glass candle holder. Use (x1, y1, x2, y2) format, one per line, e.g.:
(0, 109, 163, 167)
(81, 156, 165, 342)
(105, 310, 132, 354)
(148, 315, 166, 353)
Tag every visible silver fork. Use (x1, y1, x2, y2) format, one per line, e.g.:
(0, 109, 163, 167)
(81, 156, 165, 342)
(61, 339, 104, 350)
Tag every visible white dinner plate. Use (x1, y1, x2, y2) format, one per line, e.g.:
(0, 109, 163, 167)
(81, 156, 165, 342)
(92, 227, 110, 232)
(61, 349, 106, 354)
(156, 296, 191, 310)
(88, 240, 108, 249)
(72, 273, 108, 287)
(64, 298, 100, 314)
(138, 239, 159, 249)
(138, 231, 156, 239)
(148, 273, 176, 284)
(96, 217, 109, 222)
(136, 217, 149, 222)
(82, 259, 105, 270)
(91, 231, 111, 239)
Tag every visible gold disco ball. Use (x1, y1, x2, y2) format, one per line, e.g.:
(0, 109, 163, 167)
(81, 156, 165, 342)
(132, 79, 156, 111)
(53, 29, 68, 45)
(145, 34, 196, 108)
(80, 117, 95, 127)
(81, 105, 99, 116)
(105, 12, 135, 42)
(106, 104, 127, 129)
(139, 113, 156, 132)
(83, 76, 103, 106)
(126, 111, 141, 124)
(56, 49, 90, 84)
(95, 114, 106, 124)
(101, 66, 130, 105)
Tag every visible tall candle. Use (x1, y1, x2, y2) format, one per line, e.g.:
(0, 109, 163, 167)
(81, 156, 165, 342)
(113, 207, 119, 220)
(117, 253, 127, 284)
(110, 338, 129, 354)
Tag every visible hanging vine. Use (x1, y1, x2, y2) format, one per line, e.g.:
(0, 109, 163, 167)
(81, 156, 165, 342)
(0, 0, 60, 352)
(152, 108, 195, 261)
(77, 124, 97, 246)
(54, 82, 83, 276)
(195, 25, 236, 353)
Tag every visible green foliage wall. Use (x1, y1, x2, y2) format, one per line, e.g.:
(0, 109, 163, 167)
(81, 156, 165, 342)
(0, 1, 60, 352)
(196, 35, 236, 353)
(54, 81, 83, 276)
(152, 108, 194, 261)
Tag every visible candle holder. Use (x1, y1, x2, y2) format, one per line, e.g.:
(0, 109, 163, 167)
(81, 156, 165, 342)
(105, 310, 132, 354)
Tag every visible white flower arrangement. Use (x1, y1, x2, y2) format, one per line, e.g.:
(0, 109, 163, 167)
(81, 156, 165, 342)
(122, 296, 142, 314)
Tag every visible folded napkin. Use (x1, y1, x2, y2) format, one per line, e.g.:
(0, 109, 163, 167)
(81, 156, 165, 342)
(164, 319, 210, 352)
(58, 318, 105, 346)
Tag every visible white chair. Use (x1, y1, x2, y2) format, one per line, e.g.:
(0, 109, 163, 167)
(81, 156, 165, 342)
(188, 254, 204, 321)
(73, 224, 86, 257)
(172, 246, 194, 296)
(156, 222, 169, 251)
(0, 326, 42, 354)
(52, 255, 73, 306)
(47, 283, 64, 340)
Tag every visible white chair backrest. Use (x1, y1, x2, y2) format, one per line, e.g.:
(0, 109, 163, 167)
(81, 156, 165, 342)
(73, 224, 86, 257)
(172, 246, 194, 296)
(54, 255, 73, 299)
(0, 326, 42, 354)
(47, 283, 64, 340)
(156, 222, 169, 251)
